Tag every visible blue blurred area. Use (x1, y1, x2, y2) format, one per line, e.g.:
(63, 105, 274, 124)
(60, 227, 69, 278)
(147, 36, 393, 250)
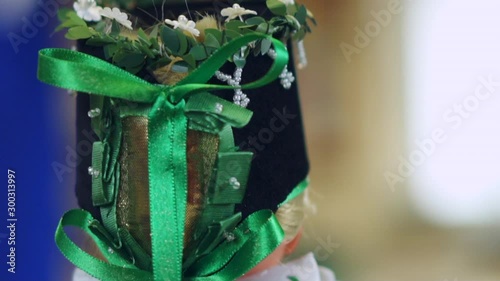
(0, 1, 76, 281)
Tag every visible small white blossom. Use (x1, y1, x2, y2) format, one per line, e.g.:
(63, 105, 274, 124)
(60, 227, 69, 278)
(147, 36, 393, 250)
(278, 0, 295, 5)
(221, 4, 257, 22)
(73, 0, 102, 22)
(164, 15, 200, 37)
(100, 7, 133, 30)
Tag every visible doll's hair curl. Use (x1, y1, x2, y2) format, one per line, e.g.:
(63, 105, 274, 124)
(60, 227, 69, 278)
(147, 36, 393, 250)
(274, 188, 314, 242)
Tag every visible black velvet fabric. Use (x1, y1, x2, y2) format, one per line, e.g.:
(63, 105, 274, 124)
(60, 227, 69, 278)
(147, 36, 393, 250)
(214, 51, 309, 217)
(75, 0, 309, 220)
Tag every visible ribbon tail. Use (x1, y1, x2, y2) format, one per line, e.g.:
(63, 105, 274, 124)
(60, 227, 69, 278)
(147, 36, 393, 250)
(148, 95, 188, 280)
(38, 48, 161, 103)
(55, 209, 154, 281)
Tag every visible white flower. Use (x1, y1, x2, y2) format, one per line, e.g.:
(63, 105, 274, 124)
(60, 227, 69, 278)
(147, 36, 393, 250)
(278, 0, 295, 5)
(73, 0, 102, 22)
(164, 15, 200, 37)
(100, 7, 133, 30)
(221, 4, 257, 22)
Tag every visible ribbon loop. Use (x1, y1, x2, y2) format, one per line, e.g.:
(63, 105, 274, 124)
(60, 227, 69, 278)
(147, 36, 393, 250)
(38, 33, 289, 104)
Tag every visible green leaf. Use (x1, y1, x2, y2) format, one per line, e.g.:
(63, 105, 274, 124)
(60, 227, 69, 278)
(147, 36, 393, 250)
(245, 16, 266, 26)
(136, 42, 155, 58)
(55, 11, 87, 33)
(225, 30, 242, 41)
(66, 11, 87, 27)
(93, 21, 107, 33)
(186, 35, 198, 49)
(65, 26, 95, 40)
(176, 29, 189, 56)
(113, 50, 145, 69)
(258, 22, 273, 34)
(204, 33, 220, 49)
(110, 20, 122, 36)
(148, 56, 172, 71)
(295, 5, 307, 25)
(205, 46, 217, 56)
(150, 36, 160, 50)
(86, 35, 117, 46)
(57, 8, 72, 22)
(253, 41, 262, 56)
(205, 29, 223, 44)
(270, 16, 288, 27)
(287, 277, 299, 281)
(160, 25, 180, 54)
(149, 24, 159, 39)
(103, 44, 118, 60)
(182, 54, 196, 69)
(260, 39, 272, 55)
(285, 15, 301, 30)
(226, 20, 246, 33)
(126, 64, 145, 75)
(266, 0, 287, 16)
(137, 28, 151, 46)
(287, 4, 298, 15)
(189, 45, 207, 61)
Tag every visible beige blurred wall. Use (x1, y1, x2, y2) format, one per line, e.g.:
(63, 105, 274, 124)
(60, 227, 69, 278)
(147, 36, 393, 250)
(294, 1, 500, 281)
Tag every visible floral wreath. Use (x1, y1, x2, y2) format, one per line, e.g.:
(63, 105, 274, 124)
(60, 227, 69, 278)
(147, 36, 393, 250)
(60, 0, 315, 108)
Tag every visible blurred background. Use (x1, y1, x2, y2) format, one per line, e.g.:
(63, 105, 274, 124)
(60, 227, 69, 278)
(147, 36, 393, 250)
(296, 0, 500, 281)
(2, 0, 500, 280)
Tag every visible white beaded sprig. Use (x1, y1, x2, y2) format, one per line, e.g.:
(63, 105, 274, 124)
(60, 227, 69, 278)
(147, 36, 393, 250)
(215, 67, 250, 108)
(279, 66, 295, 90)
(268, 49, 296, 90)
(88, 166, 100, 178)
(87, 108, 101, 118)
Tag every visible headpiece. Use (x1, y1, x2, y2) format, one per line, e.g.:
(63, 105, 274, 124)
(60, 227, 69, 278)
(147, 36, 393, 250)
(37, 1, 315, 280)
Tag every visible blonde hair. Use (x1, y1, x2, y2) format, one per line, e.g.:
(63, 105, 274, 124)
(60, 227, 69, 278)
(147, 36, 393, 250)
(274, 188, 313, 242)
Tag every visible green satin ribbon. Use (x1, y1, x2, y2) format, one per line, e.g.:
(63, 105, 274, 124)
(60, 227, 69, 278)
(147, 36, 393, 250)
(55, 209, 153, 281)
(185, 210, 284, 280)
(148, 94, 188, 280)
(38, 33, 288, 104)
(55, 207, 284, 281)
(41, 32, 290, 281)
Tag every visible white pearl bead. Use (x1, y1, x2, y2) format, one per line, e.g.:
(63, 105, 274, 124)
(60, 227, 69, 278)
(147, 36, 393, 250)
(215, 103, 223, 113)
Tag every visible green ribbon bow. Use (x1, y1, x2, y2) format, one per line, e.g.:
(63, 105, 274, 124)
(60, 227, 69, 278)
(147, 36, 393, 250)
(39, 33, 289, 281)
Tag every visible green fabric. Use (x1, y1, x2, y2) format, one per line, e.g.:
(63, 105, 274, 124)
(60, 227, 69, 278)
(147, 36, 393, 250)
(210, 152, 253, 204)
(91, 142, 109, 205)
(185, 92, 253, 134)
(41, 32, 290, 280)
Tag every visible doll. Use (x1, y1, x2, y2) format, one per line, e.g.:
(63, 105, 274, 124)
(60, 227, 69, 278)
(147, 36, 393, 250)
(38, 0, 334, 280)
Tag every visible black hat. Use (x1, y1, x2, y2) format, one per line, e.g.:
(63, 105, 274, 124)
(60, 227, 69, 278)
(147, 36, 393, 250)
(38, 0, 315, 280)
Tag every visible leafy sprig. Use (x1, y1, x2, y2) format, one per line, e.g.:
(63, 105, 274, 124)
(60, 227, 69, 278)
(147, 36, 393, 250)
(56, 0, 315, 78)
